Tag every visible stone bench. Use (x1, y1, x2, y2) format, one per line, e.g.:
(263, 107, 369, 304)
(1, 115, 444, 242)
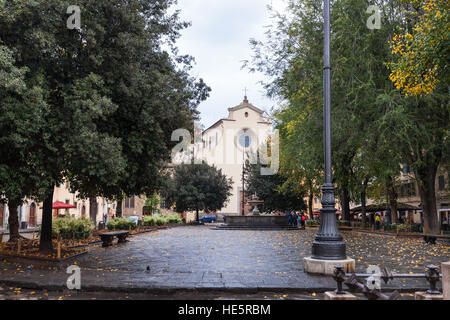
(423, 234, 450, 245)
(99, 231, 129, 247)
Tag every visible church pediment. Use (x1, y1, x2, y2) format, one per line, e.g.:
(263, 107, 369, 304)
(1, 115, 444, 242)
(228, 96, 265, 115)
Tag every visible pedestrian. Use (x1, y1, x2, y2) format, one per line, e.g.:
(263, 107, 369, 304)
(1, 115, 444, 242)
(301, 214, 306, 230)
(293, 212, 298, 228)
(375, 214, 381, 230)
(286, 211, 292, 226)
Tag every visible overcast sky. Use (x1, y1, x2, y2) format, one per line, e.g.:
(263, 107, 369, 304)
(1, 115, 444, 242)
(173, 0, 287, 129)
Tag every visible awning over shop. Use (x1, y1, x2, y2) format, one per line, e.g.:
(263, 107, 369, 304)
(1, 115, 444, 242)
(350, 202, 420, 213)
(39, 201, 77, 209)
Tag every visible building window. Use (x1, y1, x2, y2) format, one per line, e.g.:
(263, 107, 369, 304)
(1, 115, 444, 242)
(245, 112, 249, 118)
(65, 199, 70, 204)
(438, 175, 445, 191)
(239, 133, 251, 148)
(125, 197, 135, 209)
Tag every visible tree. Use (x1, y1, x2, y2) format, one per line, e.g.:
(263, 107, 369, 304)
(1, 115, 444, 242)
(145, 194, 160, 215)
(163, 163, 233, 222)
(246, 0, 404, 221)
(0, 45, 48, 241)
(0, 0, 209, 252)
(389, 0, 449, 96)
(376, 91, 449, 234)
(244, 157, 306, 213)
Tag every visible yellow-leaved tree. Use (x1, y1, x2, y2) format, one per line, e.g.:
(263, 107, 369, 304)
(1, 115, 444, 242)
(389, 0, 449, 95)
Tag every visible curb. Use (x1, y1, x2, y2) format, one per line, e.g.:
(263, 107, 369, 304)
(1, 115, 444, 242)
(0, 279, 432, 294)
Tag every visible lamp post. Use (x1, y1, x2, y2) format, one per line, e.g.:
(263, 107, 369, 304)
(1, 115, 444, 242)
(311, 0, 346, 260)
(241, 129, 248, 216)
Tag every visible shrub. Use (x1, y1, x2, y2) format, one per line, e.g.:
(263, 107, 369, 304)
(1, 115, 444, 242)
(142, 214, 182, 227)
(396, 223, 411, 232)
(307, 219, 320, 226)
(43, 217, 95, 239)
(143, 216, 156, 227)
(107, 217, 137, 231)
(166, 214, 182, 224)
(155, 216, 166, 226)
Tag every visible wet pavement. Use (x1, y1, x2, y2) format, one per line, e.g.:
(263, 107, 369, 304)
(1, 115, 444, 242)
(0, 226, 448, 293)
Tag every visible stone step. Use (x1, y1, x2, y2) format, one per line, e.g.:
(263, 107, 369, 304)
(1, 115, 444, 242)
(212, 225, 300, 231)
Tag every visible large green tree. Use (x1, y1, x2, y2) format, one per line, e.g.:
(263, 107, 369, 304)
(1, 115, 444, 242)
(247, 0, 403, 221)
(163, 163, 233, 222)
(248, 0, 448, 233)
(0, 45, 48, 241)
(0, 0, 209, 252)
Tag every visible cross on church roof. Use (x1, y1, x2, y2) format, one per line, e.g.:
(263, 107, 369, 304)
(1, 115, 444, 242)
(243, 87, 249, 103)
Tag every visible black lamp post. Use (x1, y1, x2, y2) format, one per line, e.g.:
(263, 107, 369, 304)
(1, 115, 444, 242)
(311, 0, 346, 260)
(241, 129, 248, 216)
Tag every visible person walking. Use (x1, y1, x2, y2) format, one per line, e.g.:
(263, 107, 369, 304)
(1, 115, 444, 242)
(301, 213, 306, 230)
(286, 211, 292, 226)
(375, 214, 381, 230)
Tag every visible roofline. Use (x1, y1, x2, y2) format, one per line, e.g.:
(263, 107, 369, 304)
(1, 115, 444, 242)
(228, 103, 265, 114)
(202, 119, 236, 134)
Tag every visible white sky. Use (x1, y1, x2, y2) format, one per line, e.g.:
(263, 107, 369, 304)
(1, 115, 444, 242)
(173, 0, 287, 129)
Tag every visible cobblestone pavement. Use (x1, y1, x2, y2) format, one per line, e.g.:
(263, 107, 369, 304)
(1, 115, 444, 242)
(0, 226, 448, 294)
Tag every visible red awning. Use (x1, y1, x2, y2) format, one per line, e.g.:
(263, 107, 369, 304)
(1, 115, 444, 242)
(39, 201, 77, 209)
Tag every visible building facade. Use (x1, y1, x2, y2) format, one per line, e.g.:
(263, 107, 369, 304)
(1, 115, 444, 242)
(196, 96, 272, 215)
(0, 182, 117, 230)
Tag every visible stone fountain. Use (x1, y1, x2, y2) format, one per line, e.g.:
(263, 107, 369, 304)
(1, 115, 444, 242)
(215, 195, 295, 230)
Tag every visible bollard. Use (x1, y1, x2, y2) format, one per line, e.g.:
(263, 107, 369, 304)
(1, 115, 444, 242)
(325, 265, 358, 300)
(57, 240, 61, 260)
(415, 265, 443, 300)
(425, 265, 441, 295)
(17, 239, 21, 254)
(333, 265, 346, 294)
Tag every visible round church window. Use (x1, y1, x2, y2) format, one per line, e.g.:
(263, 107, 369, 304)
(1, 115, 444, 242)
(239, 133, 251, 148)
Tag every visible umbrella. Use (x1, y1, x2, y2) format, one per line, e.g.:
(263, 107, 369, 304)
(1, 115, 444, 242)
(39, 201, 77, 209)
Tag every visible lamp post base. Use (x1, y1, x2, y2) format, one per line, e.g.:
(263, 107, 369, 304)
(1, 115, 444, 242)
(304, 257, 355, 275)
(312, 239, 347, 260)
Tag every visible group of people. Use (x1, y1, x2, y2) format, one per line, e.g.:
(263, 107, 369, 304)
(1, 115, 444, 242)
(286, 211, 307, 230)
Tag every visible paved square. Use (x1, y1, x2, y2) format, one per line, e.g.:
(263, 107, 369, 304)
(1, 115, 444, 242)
(0, 226, 448, 292)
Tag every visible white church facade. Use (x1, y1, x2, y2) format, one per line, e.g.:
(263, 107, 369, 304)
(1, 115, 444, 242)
(196, 96, 272, 215)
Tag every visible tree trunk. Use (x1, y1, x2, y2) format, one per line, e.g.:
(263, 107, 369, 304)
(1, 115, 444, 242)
(89, 198, 98, 229)
(387, 178, 398, 224)
(361, 191, 367, 228)
(196, 208, 199, 222)
(116, 199, 122, 218)
(308, 192, 313, 219)
(39, 187, 54, 253)
(340, 187, 351, 221)
(417, 167, 440, 235)
(7, 198, 21, 242)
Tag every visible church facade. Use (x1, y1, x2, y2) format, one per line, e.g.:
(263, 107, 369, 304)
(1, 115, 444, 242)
(197, 97, 272, 216)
